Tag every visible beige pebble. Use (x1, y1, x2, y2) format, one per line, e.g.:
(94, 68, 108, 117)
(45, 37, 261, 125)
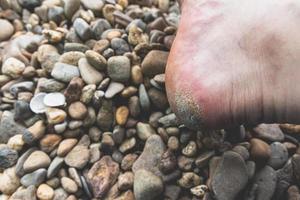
(61, 177, 78, 194)
(37, 184, 54, 200)
(57, 139, 78, 157)
(68, 101, 88, 120)
(116, 106, 129, 126)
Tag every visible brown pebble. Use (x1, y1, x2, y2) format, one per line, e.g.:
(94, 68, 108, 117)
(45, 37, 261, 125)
(64, 77, 84, 103)
(39, 134, 62, 153)
(68, 101, 88, 120)
(116, 106, 129, 126)
(250, 138, 271, 164)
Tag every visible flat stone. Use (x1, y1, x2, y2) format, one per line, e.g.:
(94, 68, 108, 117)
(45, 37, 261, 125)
(91, 19, 111, 40)
(51, 62, 80, 83)
(29, 93, 47, 114)
(61, 177, 78, 194)
(105, 82, 125, 98)
(253, 166, 277, 200)
(134, 169, 164, 200)
(0, 111, 26, 143)
(268, 142, 289, 169)
(47, 156, 64, 179)
(253, 124, 285, 142)
(78, 57, 103, 84)
(57, 138, 78, 157)
(43, 93, 66, 107)
(111, 38, 131, 55)
(87, 156, 120, 198)
(139, 84, 150, 111)
(65, 145, 90, 169)
(38, 78, 65, 93)
(211, 151, 248, 200)
(141, 50, 169, 77)
(107, 56, 131, 83)
(132, 135, 166, 177)
(23, 151, 51, 173)
(96, 99, 114, 131)
(20, 168, 47, 187)
(59, 51, 85, 66)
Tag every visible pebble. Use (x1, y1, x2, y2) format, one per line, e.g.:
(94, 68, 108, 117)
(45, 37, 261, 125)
(292, 154, 300, 183)
(287, 185, 300, 200)
(211, 151, 248, 200)
(51, 62, 80, 83)
(2, 57, 25, 79)
(61, 177, 78, 194)
(38, 78, 65, 93)
(57, 139, 78, 157)
(43, 93, 66, 107)
(119, 137, 136, 153)
(141, 50, 169, 77)
(134, 169, 164, 200)
(168, 136, 180, 151)
(111, 38, 131, 55)
(182, 141, 197, 157)
(73, 18, 92, 41)
(118, 171, 134, 191)
(191, 185, 208, 198)
(37, 184, 54, 200)
(105, 82, 125, 98)
(48, 6, 65, 24)
(268, 142, 289, 169)
(253, 166, 277, 200)
(253, 124, 285, 142)
(121, 153, 138, 171)
(97, 100, 114, 131)
(148, 88, 168, 110)
(23, 150, 51, 173)
(158, 149, 177, 174)
(64, 77, 84, 103)
(65, 145, 90, 169)
(81, 84, 97, 104)
(232, 145, 250, 160)
(15, 148, 37, 177)
(54, 122, 68, 134)
(53, 188, 68, 200)
(107, 56, 131, 83)
(7, 134, 25, 151)
(14, 100, 32, 121)
(39, 134, 62, 153)
(195, 151, 215, 168)
(136, 122, 156, 141)
(133, 135, 166, 177)
(20, 168, 47, 187)
(81, 0, 104, 14)
(129, 96, 141, 117)
(87, 156, 120, 198)
(85, 50, 107, 71)
(158, 113, 179, 127)
(9, 185, 36, 200)
(46, 108, 67, 124)
(78, 57, 103, 84)
(0, 146, 18, 169)
(0, 19, 13, 42)
(0, 167, 20, 195)
(68, 101, 88, 120)
(29, 93, 47, 114)
(91, 19, 111, 40)
(59, 51, 85, 66)
(115, 106, 129, 126)
(250, 138, 271, 164)
(47, 156, 64, 179)
(63, 0, 80, 19)
(139, 84, 151, 111)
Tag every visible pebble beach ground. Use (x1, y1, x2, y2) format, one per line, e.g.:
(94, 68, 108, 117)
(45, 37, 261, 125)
(0, 0, 300, 200)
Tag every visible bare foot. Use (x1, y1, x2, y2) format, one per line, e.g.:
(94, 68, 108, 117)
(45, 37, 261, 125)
(166, 0, 300, 129)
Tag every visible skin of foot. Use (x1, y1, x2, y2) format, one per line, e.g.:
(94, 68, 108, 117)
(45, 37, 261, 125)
(166, 0, 300, 130)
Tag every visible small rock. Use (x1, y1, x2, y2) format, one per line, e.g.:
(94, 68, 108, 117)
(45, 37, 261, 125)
(105, 82, 124, 98)
(292, 154, 300, 183)
(92, 19, 111, 40)
(9, 185, 36, 200)
(158, 149, 177, 174)
(0, 146, 18, 170)
(14, 100, 32, 121)
(54, 122, 67, 134)
(118, 171, 134, 191)
(48, 6, 65, 24)
(37, 184, 54, 200)
(133, 135, 166, 177)
(57, 139, 78, 157)
(141, 50, 169, 77)
(87, 156, 120, 198)
(211, 151, 248, 200)
(73, 18, 92, 41)
(85, 50, 107, 71)
(195, 151, 215, 168)
(68, 101, 88, 120)
(111, 38, 131, 55)
(81, 84, 97, 104)
(38, 78, 65, 93)
(29, 93, 47, 114)
(268, 142, 289, 169)
(253, 124, 285, 142)
(178, 172, 202, 189)
(121, 153, 138, 171)
(0, 167, 20, 195)
(116, 106, 129, 125)
(0, 19, 14, 42)
(51, 62, 80, 83)
(59, 51, 85, 66)
(182, 141, 197, 157)
(139, 84, 150, 111)
(53, 188, 68, 200)
(47, 156, 64, 179)
(134, 169, 164, 200)
(136, 122, 156, 141)
(119, 137, 136, 153)
(39, 134, 62, 153)
(23, 151, 51, 173)
(61, 177, 78, 194)
(43, 93, 66, 107)
(287, 185, 300, 200)
(63, 0, 80, 19)
(148, 88, 168, 110)
(164, 185, 181, 200)
(78, 57, 103, 84)
(96, 99, 114, 131)
(64, 77, 84, 103)
(65, 145, 90, 169)
(250, 138, 271, 164)
(107, 56, 131, 83)
(46, 108, 67, 124)
(7, 134, 25, 151)
(232, 145, 250, 160)
(20, 168, 46, 187)
(191, 185, 208, 198)
(16, 148, 37, 177)
(253, 165, 277, 200)
(81, 0, 104, 14)
(2, 57, 25, 79)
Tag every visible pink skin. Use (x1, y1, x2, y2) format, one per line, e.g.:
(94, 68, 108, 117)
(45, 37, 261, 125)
(166, 0, 300, 129)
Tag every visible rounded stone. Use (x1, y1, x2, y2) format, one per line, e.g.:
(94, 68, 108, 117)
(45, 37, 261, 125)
(107, 56, 131, 83)
(61, 177, 78, 194)
(43, 93, 66, 107)
(2, 57, 25, 79)
(0, 19, 14, 42)
(68, 101, 88, 120)
(37, 184, 54, 200)
(250, 138, 271, 164)
(23, 151, 51, 173)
